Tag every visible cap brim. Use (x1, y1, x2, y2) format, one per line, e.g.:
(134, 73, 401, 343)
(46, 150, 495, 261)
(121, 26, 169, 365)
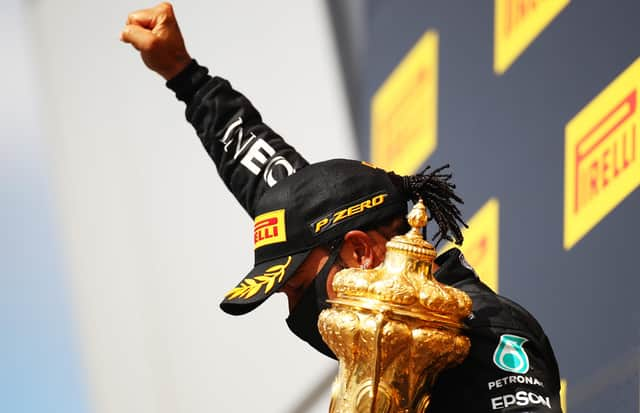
(220, 250, 312, 315)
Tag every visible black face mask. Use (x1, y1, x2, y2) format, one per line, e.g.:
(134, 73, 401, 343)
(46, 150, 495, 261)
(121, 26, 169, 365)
(285, 242, 342, 360)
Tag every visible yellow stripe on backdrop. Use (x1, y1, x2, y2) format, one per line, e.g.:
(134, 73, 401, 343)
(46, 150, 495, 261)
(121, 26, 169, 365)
(560, 378, 567, 412)
(371, 31, 438, 176)
(494, 0, 570, 74)
(441, 198, 500, 292)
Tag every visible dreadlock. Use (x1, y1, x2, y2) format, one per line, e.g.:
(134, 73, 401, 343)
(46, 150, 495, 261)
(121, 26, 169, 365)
(389, 164, 467, 247)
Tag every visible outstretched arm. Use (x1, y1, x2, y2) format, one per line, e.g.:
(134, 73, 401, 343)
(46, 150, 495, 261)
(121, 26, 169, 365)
(121, 2, 308, 217)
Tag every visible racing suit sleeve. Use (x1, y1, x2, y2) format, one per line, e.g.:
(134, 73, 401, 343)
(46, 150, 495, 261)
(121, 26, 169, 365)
(166, 59, 309, 217)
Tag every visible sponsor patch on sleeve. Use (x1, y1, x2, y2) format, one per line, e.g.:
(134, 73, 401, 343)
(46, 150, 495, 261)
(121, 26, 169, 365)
(220, 117, 296, 187)
(493, 334, 530, 374)
(490, 391, 552, 410)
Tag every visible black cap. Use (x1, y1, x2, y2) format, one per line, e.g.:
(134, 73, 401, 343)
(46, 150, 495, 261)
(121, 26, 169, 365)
(220, 159, 406, 315)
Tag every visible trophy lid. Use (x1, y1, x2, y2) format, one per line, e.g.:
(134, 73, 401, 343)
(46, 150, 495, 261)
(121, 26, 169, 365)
(385, 198, 437, 263)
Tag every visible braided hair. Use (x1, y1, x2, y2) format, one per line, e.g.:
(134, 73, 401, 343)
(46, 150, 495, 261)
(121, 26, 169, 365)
(389, 164, 467, 247)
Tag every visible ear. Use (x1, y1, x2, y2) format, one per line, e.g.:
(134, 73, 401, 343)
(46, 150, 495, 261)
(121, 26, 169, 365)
(340, 230, 380, 269)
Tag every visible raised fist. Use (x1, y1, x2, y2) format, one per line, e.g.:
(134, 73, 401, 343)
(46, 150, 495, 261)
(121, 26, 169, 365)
(120, 2, 192, 80)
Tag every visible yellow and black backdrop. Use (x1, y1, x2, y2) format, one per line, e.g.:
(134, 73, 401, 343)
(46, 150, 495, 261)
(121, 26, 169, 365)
(328, 1, 639, 411)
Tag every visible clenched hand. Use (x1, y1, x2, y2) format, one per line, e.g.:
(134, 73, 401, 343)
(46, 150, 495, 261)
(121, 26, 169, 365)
(120, 2, 192, 80)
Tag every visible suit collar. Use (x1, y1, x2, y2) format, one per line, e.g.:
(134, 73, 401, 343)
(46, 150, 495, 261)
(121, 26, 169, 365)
(434, 248, 478, 286)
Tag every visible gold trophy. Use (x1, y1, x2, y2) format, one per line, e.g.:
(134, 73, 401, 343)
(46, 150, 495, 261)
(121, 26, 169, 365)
(318, 199, 472, 412)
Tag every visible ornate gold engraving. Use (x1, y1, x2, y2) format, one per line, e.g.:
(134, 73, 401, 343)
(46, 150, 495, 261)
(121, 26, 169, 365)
(318, 199, 472, 412)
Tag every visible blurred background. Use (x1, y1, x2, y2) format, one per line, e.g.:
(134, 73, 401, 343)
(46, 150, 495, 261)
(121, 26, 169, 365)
(1, 0, 638, 412)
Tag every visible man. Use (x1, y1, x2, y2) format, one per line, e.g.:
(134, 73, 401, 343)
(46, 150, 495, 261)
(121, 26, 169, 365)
(121, 3, 562, 411)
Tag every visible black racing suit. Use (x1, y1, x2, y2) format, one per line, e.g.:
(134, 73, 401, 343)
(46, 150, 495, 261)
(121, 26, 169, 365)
(166, 60, 562, 412)
(428, 248, 562, 412)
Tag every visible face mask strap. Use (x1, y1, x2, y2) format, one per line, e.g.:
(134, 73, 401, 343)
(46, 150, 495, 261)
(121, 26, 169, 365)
(314, 238, 344, 305)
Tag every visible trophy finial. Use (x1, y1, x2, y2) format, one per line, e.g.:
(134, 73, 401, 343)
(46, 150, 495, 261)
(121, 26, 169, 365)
(407, 198, 428, 238)
(382, 197, 435, 263)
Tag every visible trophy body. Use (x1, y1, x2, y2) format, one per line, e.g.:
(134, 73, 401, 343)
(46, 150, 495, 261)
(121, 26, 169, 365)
(318, 200, 472, 412)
